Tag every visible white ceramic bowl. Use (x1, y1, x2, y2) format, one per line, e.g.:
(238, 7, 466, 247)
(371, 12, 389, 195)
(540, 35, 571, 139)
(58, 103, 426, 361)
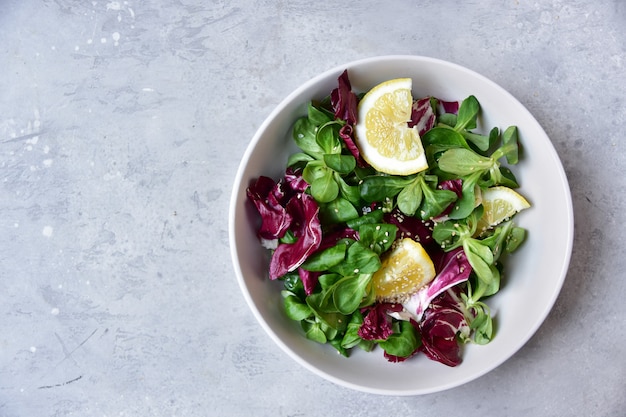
(229, 56, 574, 395)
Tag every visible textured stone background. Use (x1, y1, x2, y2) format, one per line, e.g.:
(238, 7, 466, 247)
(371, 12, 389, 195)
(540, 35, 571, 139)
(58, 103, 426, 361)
(1, 0, 624, 416)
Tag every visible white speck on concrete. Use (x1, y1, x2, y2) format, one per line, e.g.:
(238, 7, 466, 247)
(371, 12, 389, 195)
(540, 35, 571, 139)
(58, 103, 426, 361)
(42, 226, 53, 237)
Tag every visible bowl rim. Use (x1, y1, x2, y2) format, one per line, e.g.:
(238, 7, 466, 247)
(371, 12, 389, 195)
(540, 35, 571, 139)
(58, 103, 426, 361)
(229, 54, 574, 395)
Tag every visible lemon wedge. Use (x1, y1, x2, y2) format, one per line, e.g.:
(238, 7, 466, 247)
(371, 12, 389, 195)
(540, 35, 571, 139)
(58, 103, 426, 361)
(354, 78, 429, 175)
(372, 238, 436, 302)
(476, 186, 530, 233)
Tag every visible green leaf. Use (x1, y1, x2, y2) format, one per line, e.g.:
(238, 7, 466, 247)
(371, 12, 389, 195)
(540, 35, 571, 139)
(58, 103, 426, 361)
(281, 272, 305, 298)
(341, 310, 366, 349)
(307, 102, 334, 126)
(397, 177, 423, 216)
(333, 274, 373, 315)
(447, 172, 482, 220)
(319, 197, 359, 224)
(378, 320, 421, 358)
(301, 244, 347, 272)
(282, 291, 313, 321)
(466, 239, 494, 265)
(320, 320, 339, 341)
(301, 159, 327, 184)
(461, 131, 490, 152)
(311, 169, 339, 203)
(438, 113, 457, 127)
(306, 293, 347, 330)
(480, 221, 512, 261)
(306, 289, 334, 314)
(287, 152, 315, 168)
(487, 126, 500, 152)
(324, 154, 356, 174)
(316, 122, 342, 155)
(279, 229, 297, 244)
(470, 309, 493, 345)
(455, 95, 480, 131)
(302, 320, 327, 344)
(334, 174, 362, 205)
(293, 117, 324, 158)
(318, 273, 343, 290)
(358, 223, 398, 255)
(505, 226, 527, 253)
(432, 220, 464, 251)
(463, 240, 494, 285)
(328, 338, 349, 357)
(437, 148, 494, 177)
(330, 241, 381, 276)
(419, 176, 458, 219)
(422, 127, 470, 156)
(345, 208, 384, 229)
(502, 126, 519, 165)
(359, 175, 412, 203)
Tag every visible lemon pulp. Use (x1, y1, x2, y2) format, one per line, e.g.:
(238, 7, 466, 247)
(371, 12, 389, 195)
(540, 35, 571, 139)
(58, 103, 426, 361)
(372, 238, 436, 302)
(476, 186, 531, 233)
(355, 78, 429, 176)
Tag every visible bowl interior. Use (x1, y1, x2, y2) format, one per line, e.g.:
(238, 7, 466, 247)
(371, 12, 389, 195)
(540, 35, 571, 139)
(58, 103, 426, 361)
(229, 56, 573, 395)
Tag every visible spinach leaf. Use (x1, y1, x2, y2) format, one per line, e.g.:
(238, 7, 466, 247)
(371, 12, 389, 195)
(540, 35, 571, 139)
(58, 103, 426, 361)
(330, 241, 381, 276)
(397, 177, 423, 216)
(287, 152, 314, 168)
(311, 168, 339, 203)
(305, 293, 348, 330)
(333, 274, 373, 315)
(437, 148, 493, 177)
(307, 101, 334, 126)
(316, 121, 343, 155)
(346, 208, 384, 229)
(341, 311, 376, 352)
(359, 175, 412, 203)
(358, 223, 398, 255)
(454, 95, 480, 131)
(302, 320, 327, 343)
(319, 197, 359, 224)
(324, 154, 356, 175)
(378, 320, 421, 358)
(293, 117, 324, 158)
(282, 291, 313, 321)
(301, 244, 346, 272)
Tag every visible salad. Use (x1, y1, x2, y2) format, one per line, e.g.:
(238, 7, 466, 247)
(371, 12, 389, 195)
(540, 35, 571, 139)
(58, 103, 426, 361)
(246, 70, 530, 366)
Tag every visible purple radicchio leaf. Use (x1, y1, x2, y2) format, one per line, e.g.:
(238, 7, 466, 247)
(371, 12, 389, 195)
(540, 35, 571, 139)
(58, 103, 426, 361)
(383, 208, 435, 249)
(402, 247, 472, 321)
(330, 69, 358, 125)
(439, 99, 460, 115)
(338, 124, 368, 168)
(246, 176, 293, 240)
(418, 288, 470, 367)
(409, 97, 436, 136)
(318, 226, 359, 251)
(298, 268, 320, 296)
(358, 302, 403, 341)
(269, 193, 322, 280)
(284, 166, 309, 193)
